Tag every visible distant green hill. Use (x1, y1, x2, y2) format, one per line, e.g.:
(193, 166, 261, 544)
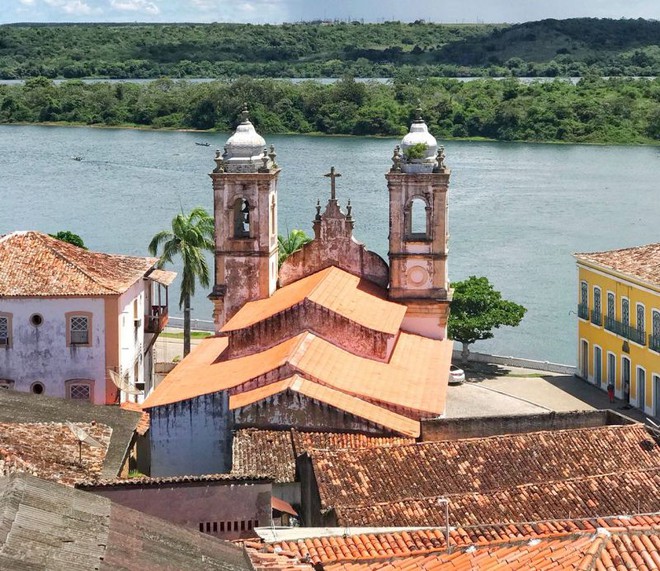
(0, 19, 658, 79)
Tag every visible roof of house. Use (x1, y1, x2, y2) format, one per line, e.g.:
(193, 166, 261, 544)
(149, 267, 178, 286)
(143, 331, 451, 436)
(336, 468, 660, 528)
(231, 428, 415, 484)
(0, 421, 111, 486)
(322, 529, 659, 571)
(221, 266, 407, 335)
(575, 242, 660, 287)
(0, 473, 253, 571)
(0, 230, 159, 296)
(78, 473, 273, 489)
(258, 515, 660, 567)
(0, 389, 142, 479)
(311, 424, 660, 514)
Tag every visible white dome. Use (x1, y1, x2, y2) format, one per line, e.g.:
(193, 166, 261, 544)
(400, 119, 437, 161)
(222, 105, 268, 172)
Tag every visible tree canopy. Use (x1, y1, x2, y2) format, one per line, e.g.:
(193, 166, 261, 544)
(278, 229, 312, 268)
(49, 230, 86, 249)
(448, 276, 527, 362)
(148, 207, 214, 356)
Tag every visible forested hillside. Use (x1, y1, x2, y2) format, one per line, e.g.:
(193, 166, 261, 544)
(0, 18, 658, 79)
(1, 76, 658, 144)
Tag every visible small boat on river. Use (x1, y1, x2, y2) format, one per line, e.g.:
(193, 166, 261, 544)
(195, 142, 210, 147)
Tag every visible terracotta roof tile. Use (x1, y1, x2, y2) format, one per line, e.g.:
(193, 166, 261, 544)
(119, 402, 149, 436)
(576, 243, 660, 287)
(311, 424, 660, 515)
(143, 331, 451, 424)
(0, 421, 111, 485)
(257, 515, 660, 567)
(222, 267, 406, 335)
(232, 429, 297, 484)
(231, 428, 415, 484)
(148, 268, 177, 286)
(0, 231, 158, 296)
(339, 469, 660, 528)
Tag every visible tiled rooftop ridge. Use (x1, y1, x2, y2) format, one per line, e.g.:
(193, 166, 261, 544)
(249, 514, 660, 568)
(576, 242, 660, 287)
(334, 467, 660, 528)
(0, 230, 158, 296)
(311, 423, 660, 511)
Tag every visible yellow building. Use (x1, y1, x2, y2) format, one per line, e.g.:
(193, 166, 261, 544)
(575, 243, 660, 416)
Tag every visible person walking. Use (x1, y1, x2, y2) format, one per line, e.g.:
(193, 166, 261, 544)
(607, 382, 615, 404)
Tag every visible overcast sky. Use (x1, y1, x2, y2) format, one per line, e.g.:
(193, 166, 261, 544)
(2, 0, 659, 25)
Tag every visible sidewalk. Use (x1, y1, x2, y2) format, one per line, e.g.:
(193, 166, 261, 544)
(446, 362, 649, 423)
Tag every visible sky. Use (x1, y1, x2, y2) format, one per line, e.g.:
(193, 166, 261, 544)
(1, 0, 659, 25)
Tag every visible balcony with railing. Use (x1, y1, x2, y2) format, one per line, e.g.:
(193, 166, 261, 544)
(650, 334, 660, 353)
(604, 316, 646, 345)
(578, 303, 589, 320)
(590, 309, 602, 326)
(145, 305, 169, 334)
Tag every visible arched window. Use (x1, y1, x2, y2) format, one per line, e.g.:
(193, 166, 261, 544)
(233, 198, 250, 238)
(405, 198, 429, 240)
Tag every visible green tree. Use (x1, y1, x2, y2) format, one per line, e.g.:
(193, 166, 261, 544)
(278, 229, 312, 268)
(49, 230, 86, 249)
(448, 276, 527, 363)
(148, 207, 215, 357)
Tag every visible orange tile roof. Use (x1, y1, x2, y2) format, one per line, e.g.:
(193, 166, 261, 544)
(231, 375, 421, 437)
(144, 331, 451, 424)
(119, 402, 150, 436)
(254, 515, 660, 567)
(148, 268, 177, 286)
(576, 242, 660, 287)
(0, 231, 158, 296)
(291, 431, 415, 455)
(222, 266, 406, 335)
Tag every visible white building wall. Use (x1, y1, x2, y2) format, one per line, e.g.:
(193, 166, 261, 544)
(0, 297, 106, 403)
(117, 280, 146, 403)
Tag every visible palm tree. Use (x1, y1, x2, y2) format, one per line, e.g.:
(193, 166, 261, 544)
(148, 207, 214, 357)
(278, 229, 312, 268)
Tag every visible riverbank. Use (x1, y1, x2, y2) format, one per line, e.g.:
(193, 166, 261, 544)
(1, 76, 657, 145)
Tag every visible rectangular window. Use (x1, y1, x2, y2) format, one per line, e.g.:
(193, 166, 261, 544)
(607, 293, 615, 319)
(70, 315, 89, 345)
(636, 303, 645, 333)
(607, 353, 616, 384)
(622, 299, 630, 326)
(581, 281, 588, 306)
(70, 384, 91, 400)
(591, 287, 602, 325)
(0, 315, 9, 346)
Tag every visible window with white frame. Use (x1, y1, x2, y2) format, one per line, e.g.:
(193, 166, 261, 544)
(65, 379, 94, 401)
(593, 287, 601, 315)
(0, 314, 10, 346)
(580, 281, 588, 306)
(637, 303, 645, 333)
(622, 298, 630, 326)
(69, 315, 90, 345)
(607, 293, 615, 319)
(654, 310, 660, 338)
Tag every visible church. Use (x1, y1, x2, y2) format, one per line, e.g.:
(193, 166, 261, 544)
(143, 106, 454, 477)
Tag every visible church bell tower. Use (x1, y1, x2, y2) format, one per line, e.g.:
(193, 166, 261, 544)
(208, 105, 280, 332)
(386, 106, 451, 339)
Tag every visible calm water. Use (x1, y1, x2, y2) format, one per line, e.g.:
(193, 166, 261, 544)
(1, 124, 658, 364)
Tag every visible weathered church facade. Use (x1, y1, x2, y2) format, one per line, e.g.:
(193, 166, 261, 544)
(143, 106, 454, 477)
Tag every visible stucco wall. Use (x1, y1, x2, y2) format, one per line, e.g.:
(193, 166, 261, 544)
(227, 301, 392, 361)
(0, 297, 106, 403)
(84, 480, 271, 540)
(116, 281, 146, 403)
(148, 392, 233, 477)
(234, 392, 385, 434)
(420, 410, 635, 442)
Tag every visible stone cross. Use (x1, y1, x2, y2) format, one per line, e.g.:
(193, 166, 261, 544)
(324, 166, 341, 200)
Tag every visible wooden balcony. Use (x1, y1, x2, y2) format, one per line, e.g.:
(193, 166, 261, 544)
(145, 305, 169, 334)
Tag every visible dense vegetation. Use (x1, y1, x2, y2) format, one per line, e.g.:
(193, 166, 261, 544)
(1, 75, 658, 144)
(1, 19, 659, 80)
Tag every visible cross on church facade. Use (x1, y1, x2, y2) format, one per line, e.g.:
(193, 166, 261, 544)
(324, 166, 341, 200)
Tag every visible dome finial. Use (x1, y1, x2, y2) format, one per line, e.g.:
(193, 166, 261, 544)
(414, 99, 423, 123)
(240, 102, 250, 123)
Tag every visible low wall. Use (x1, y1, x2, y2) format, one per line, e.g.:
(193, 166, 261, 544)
(453, 350, 576, 375)
(421, 410, 636, 442)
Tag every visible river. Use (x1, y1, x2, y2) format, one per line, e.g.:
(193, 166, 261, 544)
(0, 124, 658, 364)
